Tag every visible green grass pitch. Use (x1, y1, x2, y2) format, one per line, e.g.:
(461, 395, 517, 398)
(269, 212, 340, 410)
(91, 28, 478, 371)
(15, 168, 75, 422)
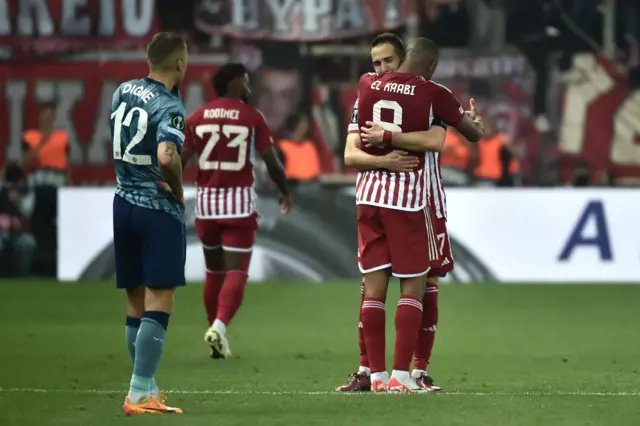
(0, 281, 639, 425)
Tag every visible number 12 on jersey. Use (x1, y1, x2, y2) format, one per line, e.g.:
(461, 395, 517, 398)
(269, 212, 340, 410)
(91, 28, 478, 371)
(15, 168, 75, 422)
(111, 101, 152, 165)
(195, 124, 249, 171)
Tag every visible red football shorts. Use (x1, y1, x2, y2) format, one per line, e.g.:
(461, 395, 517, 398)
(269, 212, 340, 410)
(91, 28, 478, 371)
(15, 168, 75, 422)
(357, 204, 439, 278)
(195, 213, 258, 252)
(426, 213, 454, 278)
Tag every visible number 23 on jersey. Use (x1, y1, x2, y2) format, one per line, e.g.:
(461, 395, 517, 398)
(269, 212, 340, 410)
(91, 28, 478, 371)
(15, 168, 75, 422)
(195, 124, 250, 171)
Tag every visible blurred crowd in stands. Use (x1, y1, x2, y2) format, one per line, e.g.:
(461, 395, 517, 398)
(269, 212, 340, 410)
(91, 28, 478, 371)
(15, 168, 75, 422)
(1, 0, 638, 276)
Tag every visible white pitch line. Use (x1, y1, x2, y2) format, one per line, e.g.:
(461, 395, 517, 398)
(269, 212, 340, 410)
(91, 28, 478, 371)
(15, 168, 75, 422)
(0, 388, 639, 397)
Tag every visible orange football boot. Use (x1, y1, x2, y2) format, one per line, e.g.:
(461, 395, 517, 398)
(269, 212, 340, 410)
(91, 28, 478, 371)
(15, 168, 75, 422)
(123, 395, 183, 415)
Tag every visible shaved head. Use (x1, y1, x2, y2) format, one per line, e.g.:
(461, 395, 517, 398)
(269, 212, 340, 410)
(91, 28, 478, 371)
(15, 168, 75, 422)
(399, 38, 439, 79)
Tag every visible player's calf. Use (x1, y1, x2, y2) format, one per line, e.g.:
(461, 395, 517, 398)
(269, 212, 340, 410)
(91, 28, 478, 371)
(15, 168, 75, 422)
(413, 279, 439, 389)
(125, 287, 163, 400)
(127, 288, 175, 404)
(361, 269, 390, 389)
(206, 248, 251, 358)
(201, 244, 225, 326)
(389, 275, 425, 391)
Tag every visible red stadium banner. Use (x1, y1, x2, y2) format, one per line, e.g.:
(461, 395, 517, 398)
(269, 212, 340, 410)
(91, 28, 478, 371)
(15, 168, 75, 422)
(559, 54, 640, 183)
(0, 58, 220, 184)
(193, 0, 414, 41)
(0, 0, 160, 59)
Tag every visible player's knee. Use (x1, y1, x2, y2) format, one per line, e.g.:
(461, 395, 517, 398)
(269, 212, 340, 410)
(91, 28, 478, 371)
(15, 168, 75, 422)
(223, 250, 252, 273)
(203, 246, 224, 271)
(363, 269, 390, 299)
(399, 275, 426, 299)
(144, 287, 176, 313)
(426, 277, 439, 288)
(126, 286, 146, 317)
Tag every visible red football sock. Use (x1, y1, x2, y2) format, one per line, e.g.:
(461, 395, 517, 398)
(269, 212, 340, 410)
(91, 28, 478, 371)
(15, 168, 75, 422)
(361, 297, 386, 374)
(414, 286, 438, 372)
(203, 270, 225, 326)
(358, 281, 369, 369)
(216, 270, 248, 325)
(393, 296, 423, 372)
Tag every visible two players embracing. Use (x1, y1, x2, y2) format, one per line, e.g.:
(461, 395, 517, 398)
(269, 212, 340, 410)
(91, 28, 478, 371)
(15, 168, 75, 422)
(341, 34, 484, 393)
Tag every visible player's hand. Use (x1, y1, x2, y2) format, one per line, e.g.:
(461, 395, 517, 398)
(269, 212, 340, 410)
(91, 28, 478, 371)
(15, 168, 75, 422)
(465, 98, 485, 135)
(280, 195, 292, 214)
(157, 181, 185, 207)
(360, 121, 386, 147)
(465, 98, 478, 119)
(465, 98, 484, 124)
(382, 150, 419, 172)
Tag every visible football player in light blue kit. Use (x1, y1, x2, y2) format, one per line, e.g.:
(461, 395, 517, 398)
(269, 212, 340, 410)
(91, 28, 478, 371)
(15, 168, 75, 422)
(110, 32, 187, 415)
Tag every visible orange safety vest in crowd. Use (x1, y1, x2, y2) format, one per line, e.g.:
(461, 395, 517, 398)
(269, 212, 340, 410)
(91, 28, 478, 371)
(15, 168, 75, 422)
(22, 129, 69, 171)
(474, 132, 507, 181)
(509, 156, 520, 174)
(440, 131, 470, 169)
(279, 139, 321, 181)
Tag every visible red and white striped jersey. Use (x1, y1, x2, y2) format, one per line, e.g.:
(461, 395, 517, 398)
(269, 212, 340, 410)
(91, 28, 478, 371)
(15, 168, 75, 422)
(426, 152, 447, 219)
(355, 72, 464, 211)
(184, 98, 273, 219)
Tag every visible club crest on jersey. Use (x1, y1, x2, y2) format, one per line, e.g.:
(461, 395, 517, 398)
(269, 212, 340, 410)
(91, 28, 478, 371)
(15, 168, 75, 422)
(171, 115, 185, 130)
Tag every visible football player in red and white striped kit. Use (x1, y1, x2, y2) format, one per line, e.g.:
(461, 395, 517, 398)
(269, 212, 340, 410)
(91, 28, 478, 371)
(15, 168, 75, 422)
(342, 38, 483, 393)
(181, 63, 292, 359)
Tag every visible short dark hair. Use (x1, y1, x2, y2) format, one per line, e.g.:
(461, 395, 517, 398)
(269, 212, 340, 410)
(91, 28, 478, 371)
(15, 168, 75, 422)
(212, 63, 247, 96)
(146, 32, 186, 70)
(408, 38, 439, 65)
(371, 32, 405, 60)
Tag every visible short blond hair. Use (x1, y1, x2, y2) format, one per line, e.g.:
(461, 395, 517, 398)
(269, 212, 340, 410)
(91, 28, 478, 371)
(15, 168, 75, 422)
(146, 32, 186, 71)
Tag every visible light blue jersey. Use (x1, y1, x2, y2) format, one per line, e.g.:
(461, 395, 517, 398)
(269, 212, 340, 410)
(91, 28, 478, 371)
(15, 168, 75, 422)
(110, 77, 186, 222)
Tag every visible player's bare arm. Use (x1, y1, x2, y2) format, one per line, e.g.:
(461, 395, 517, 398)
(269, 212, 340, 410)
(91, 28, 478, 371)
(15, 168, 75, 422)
(157, 141, 184, 205)
(359, 122, 446, 152)
(344, 132, 418, 172)
(260, 146, 292, 214)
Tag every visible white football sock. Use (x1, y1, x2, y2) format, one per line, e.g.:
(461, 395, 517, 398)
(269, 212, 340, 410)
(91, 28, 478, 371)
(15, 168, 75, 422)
(358, 366, 371, 375)
(412, 369, 427, 379)
(212, 319, 226, 335)
(371, 372, 389, 383)
(391, 370, 411, 381)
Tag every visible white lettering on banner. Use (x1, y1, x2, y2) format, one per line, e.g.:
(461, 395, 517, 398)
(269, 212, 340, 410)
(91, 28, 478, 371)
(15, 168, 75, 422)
(4, 80, 27, 162)
(335, 0, 363, 29)
(0, 0, 9, 34)
(98, 0, 115, 35)
(2, 0, 155, 37)
(17, 0, 54, 36)
(62, 0, 91, 36)
(221, 0, 388, 39)
(301, 0, 332, 33)
(122, 0, 154, 37)
(433, 55, 530, 79)
(558, 201, 613, 261)
(89, 81, 118, 164)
